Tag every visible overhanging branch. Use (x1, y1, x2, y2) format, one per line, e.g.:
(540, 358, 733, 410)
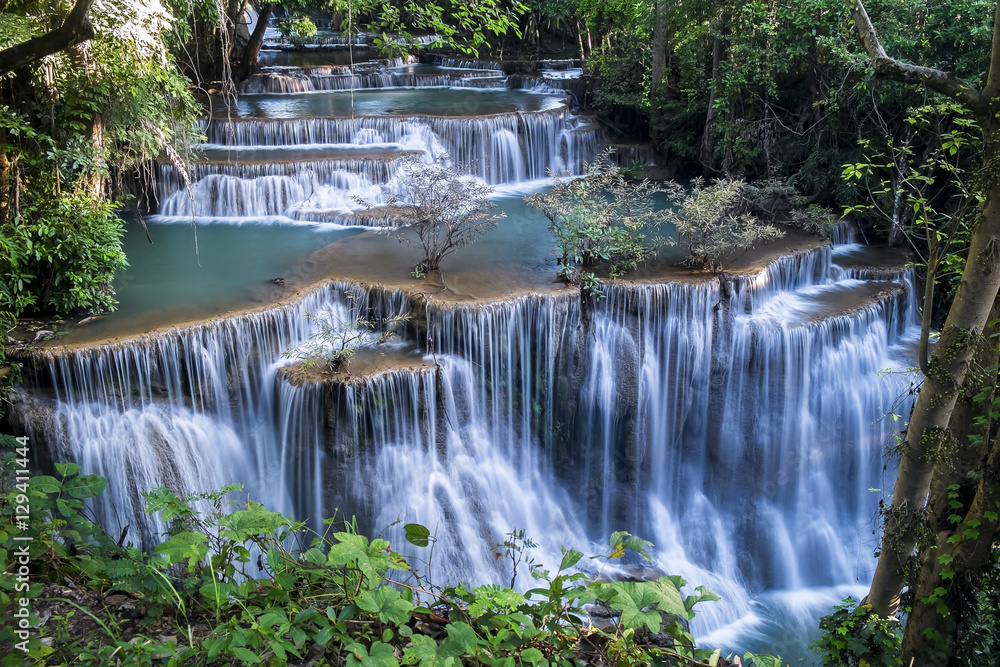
(849, 0, 986, 115)
(0, 0, 96, 75)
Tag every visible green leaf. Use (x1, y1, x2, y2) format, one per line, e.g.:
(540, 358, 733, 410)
(316, 625, 335, 646)
(153, 532, 209, 570)
(259, 611, 286, 629)
(559, 549, 583, 571)
(520, 648, 545, 664)
(608, 531, 653, 561)
(218, 503, 289, 542)
(54, 462, 82, 477)
(357, 586, 414, 626)
(404, 523, 431, 547)
(368, 641, 398, 667)
(231, 646, 262, 664)
(404, 634, 440, 663)
(439, 621, 478, 658)
(56, 497, 73, 517)
(607, 580, 689, 633)
(62, 474, 107, 499)
(29, 476, 61, 494)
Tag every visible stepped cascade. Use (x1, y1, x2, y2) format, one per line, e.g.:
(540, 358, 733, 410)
(10, 43, 919, 659)
(14, 241, 919, 653)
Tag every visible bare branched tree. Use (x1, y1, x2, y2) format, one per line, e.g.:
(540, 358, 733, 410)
(373, 155, 505, 274)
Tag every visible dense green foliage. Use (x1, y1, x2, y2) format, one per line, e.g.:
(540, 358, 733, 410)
(277, 17, 318, 48)
(0, 0, 201, 317)
(276, 0, 527, 57)
(0, 439, 783, 666)
(812, 598, 902, 667)
(525, 155, 671, 292)
(508, 0, 990, 254)
(663, 179, 783, 272)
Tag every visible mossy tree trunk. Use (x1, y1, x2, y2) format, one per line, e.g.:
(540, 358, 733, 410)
(850, 1, 1000, 661)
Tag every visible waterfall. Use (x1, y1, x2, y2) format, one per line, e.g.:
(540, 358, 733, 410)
(192, 110, 596, 191)
(439, 58, 504, 71)
(15, 238, 918, 648)
(14, 283, 411, 547)
(240, 70, 505, 94)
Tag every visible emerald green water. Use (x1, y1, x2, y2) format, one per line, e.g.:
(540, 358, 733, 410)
(78, 216, 361, 339)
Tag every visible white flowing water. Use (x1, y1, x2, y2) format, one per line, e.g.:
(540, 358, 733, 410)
(15, 241, 918, 657)
(10, 62, 920, 661)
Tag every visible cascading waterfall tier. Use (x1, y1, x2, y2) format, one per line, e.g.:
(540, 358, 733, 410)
(241, 69, 505, 94)
(12, 283, 411, 549)
(14, 236, 918, 652)
(157, 108, 599, 220)
(201, 109, 590, 179)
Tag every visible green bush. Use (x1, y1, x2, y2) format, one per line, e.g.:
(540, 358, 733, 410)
(812, 597, 902, 667)
(525, 153, 672, 286)
(278, 17, 318, 47)
(665, 178, 784, 272)
(1, 189, 127, 315)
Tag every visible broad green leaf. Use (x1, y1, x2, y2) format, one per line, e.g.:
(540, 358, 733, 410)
(357, 586, 414, 626)
(439, 621, 478, 658)
(404, 523, 431, 547)
(520, 647, 545, 664)
(29, 475, 61, 494)
(62, 474, 107, 499)
(608, 580, 688, 633)
(56, 497, 73, 517)
(231, 646, 262, 664)
(259, 611, 286, 629)
(316, 625, 335, 646)
(559, 549, 583, 571)
(54, 462, 82, 477)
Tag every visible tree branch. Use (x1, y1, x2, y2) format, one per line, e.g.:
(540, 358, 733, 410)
(849, 0, 985, 114)
(0, 0, 95, 75)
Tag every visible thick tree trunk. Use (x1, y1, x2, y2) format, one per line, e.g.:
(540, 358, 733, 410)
(900, 296, 1000, 663)
(848, 0, 1000, 618)
(236, 3, 273, 83)
(867, 125, 1000, 616)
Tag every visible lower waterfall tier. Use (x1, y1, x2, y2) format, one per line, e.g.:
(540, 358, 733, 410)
(10, 243, 918, 659)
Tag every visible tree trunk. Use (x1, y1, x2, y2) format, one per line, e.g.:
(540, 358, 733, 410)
(900, 296, 1000, 663)
(848, 0, 1000, 618)
(649, 0, 670, 148)
(867, 122, 1000, 616)
(699, 16, 726, 173)
(236, 3, 272, 83)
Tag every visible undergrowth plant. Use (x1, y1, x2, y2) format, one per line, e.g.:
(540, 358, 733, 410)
(812, 597, 902, 667)
(0, 440, 785, 666)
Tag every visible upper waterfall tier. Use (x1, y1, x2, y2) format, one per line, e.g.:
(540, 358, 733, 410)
(240, 67, 506, 94)
(163, 106, 598, 209)
(220, 89, 566, 120)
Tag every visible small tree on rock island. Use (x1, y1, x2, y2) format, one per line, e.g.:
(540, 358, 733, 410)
(525, 153, 673, 293)
(377, 155, 505, 275)
(665, 178, 784, 273)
